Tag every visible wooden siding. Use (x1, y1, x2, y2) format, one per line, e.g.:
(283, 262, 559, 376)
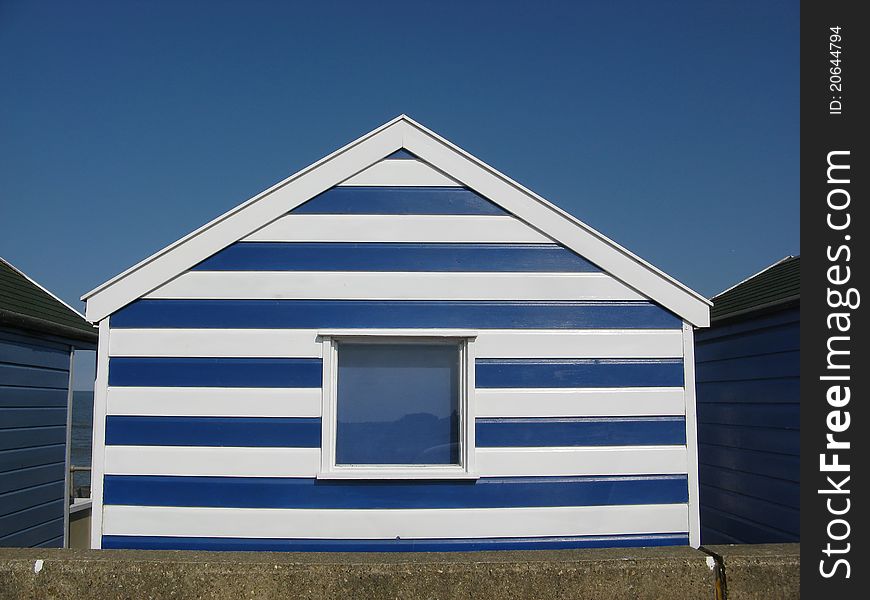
(0, 329, 70, 548)
(695, 307, 799, 544)
(95, 175, 695, 551)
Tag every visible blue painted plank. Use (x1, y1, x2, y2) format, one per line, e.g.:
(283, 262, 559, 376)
(696, 378, 799, 404)
(697, 424, 798, 456)
(0, 499, 64, 538)
(0, 462, 64, 495)
(384, 149, 418, 159)
(0, 339, 70, 370)
(696, 351, 799, 383)
(697, 402, 799, 430)
(699, 465, 799, 509)
(193, 243, 600, 273)
(700, 484, 798, 536)
(695, 322, 799, 362)
(699, 444, 799, 482)
(0, 444, 65, 473)
(696, 307, 799, 342)
(700, 505, 796, 544)
(0, 425, 66, 451)
(0, 363, 69, 389)
(102, 533, 688, 552)
(0, 517, 63, 547)
(476, 359, 684, 388)
(107, 358, 322, 388)
(293, 186, 507, 215)
(110, 300, 682, 330)
(475, 417, 686, 447)
(0, 387, 68, 408)
(0, 481, 64, 515)
(105, 416, 321, 448)
(0, 407, 67, 429)
(102, 474, 688, 508)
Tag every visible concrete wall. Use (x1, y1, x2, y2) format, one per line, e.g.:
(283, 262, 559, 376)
(0, 544, 798, 600)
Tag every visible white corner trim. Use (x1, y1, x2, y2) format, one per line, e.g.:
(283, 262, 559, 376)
(83, 115, 711, 326)
(89, 318, 110, 548)
(682, 322, 701, 548)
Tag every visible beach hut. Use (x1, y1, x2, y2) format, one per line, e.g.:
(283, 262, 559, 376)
(1, 257, 97, 548)
(696, 256, 799, 543)
(82, 116, 711, 551)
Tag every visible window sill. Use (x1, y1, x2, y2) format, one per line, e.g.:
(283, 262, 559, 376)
(317, 467, 479, 480)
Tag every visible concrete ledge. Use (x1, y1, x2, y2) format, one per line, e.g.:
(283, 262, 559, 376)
(0, 547, 714, 600)
(704, 544, 800, 600)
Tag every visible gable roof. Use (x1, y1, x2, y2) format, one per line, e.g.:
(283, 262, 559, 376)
(82, 115, 711, 327)
(711, 255, 799, 322)
(1, 257, 98, 345)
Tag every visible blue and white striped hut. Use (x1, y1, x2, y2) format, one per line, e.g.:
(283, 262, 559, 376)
(83, 116, 711, 552)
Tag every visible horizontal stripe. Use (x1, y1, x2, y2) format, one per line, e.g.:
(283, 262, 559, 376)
(104, 445, 687, 477)
(475, 388, 686, 417)
(102, 532, 689, 552)
(192, 242, 600, 272)
(243, 214, 552, 243)
(476, 417, 686, 447)
(111, 300, 682, 329)
(108, 328, 680, 359)
(103, 415, 684, 449)
(293, 186, 507, 215)
(476, 359, 684, 388)
(106, 387, 322, 417)
(101, 503, 689, 539)
(104, 416, 321, 447)
(339, 159, 460, 186)
(103, 474, 689, 508)
(148, 271, 639, 301)
(104, 446, 323, 477)
(477, 446, 688, 477)
(107, 358, 322, 387)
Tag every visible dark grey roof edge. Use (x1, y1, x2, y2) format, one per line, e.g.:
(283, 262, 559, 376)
(710, 294, 800, 324)
(1, 309, 98, 346)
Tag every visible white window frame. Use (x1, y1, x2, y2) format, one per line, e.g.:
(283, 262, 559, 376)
(318, 329, 477, 480)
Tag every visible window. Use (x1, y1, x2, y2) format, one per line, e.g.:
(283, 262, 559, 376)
(319, 331, 476, 479)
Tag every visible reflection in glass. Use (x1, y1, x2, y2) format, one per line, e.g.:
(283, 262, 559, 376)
(336, 343, 459, 465)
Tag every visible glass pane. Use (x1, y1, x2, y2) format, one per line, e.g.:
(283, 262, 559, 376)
(336, 343, 460, 465)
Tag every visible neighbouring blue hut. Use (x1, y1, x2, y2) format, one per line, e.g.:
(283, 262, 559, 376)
(1, 257, 97, 547)
(82, 116, 710, 552)
(695, 256, 799, 543)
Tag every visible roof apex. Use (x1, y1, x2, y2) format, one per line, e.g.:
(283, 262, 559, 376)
(83, 116, 711, 327)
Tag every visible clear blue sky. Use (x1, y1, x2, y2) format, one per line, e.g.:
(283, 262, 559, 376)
(1, 1, 798, 386)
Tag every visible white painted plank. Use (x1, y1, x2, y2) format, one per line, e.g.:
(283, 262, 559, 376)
(104, 446, 322, 477)
(109, 329, 322, 358)
(102, 503, 688, 539)
(146, 271, 645, 301)
(108, 328, 679, 359)
(476, 387, 686, 418)
(106, 387, 322, 417)
(244, 214, 551, 243)
(338, 159, 460, 186)
(103, 445, 686, 478)
(476, 446, 688, 477)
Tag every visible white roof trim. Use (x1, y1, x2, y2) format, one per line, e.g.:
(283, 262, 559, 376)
(83, 115, 711, 327)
